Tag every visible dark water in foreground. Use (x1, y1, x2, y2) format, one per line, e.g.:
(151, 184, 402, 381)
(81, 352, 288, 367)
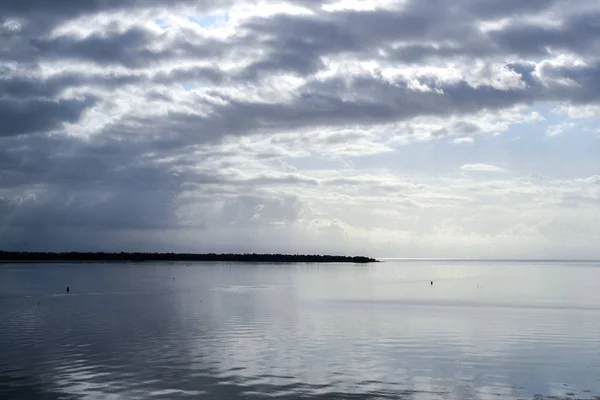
(1, 260, 600, 400)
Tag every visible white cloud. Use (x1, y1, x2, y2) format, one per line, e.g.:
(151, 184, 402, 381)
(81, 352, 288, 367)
(460, 164, 506, 173)
(554, 104, 600, 119)
(452, 137, 474, 144)
(547, 122, 575, 137)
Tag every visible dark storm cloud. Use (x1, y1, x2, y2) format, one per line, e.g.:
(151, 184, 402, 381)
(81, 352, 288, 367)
(0, 69, 146, 98)
(29, 29, 230, 68)
(0, 75, 66, 98)
(0, 188, 176, 230)
(0, 67, 220, 101)
(105, 72, 536, 148)
(0, 134, 195, 190)
(0, 0, 228, 23)
(0, 133, 197, 246)
(464, 0, 559, 18)
(153, 66, 225, 85)
(85, 56, 600, 165)
(489, 11, 600, 57)
(509, 61, 600, 104)
(240, 0, 598, 69)
(400, 8, 600, 61)
(30, 28, 156, 68)
(0, 0, 567, 73)
(0, 0, 232, 70)
(1, 0, 595, 73)
(1, 0, 600, 251)
(240, 4, 467, 76)
(0, 97, 96, 137)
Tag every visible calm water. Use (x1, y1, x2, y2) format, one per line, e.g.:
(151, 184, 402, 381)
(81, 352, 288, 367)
(1, 260, 600, 400)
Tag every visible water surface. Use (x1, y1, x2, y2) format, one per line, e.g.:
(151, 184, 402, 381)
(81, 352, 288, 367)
(1, 260, 600, 399)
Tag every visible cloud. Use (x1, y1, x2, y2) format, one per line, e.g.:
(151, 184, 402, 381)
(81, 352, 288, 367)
(547, 122, 574, 137)
(452, 137, 474, 144)
(554, 104, 600, 119)
(0, 97, 96, 137)
(1, 0, 600, 257)
(461, 164, 506, 172)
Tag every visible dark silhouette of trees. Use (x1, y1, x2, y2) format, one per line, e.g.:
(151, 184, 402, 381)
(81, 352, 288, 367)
(0, 251, 377, 264)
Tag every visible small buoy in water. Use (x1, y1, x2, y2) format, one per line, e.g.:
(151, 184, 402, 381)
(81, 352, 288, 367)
(66, 286, 70, 294)
(431, 281, 433, 286)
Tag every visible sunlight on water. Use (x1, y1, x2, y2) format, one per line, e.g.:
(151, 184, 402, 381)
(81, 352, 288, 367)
(1, 260, 600, 399)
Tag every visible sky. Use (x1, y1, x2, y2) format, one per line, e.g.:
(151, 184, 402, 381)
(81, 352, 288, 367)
(1, 0, 600, 258)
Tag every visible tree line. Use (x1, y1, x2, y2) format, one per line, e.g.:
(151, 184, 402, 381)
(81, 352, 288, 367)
(0, 251, 378, 263)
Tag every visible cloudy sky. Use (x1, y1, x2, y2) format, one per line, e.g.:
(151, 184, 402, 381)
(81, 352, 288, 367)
(1, 0, 600, 258)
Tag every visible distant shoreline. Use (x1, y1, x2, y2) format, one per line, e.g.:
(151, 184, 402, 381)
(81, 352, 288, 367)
(0, 252, 378, 264)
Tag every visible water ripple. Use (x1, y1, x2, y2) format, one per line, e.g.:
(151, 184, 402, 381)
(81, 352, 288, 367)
(2, 261, 600, 399)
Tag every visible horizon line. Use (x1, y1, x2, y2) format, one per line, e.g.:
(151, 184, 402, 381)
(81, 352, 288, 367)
(377, 258, 600, 262)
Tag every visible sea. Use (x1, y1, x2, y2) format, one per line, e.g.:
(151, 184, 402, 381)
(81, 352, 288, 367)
(1, 259, 599, 400)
